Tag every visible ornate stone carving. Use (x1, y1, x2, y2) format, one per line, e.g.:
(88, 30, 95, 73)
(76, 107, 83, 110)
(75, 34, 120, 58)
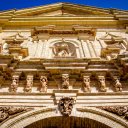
(98, 76, 107, 92)
(0, 106, 31, 123)
(25, 75, 33, 92)
(83, 76, 91, 92)
(62, 74, 69, 89)
(59, 97, 74, 116)
(2, 42, 9, 55)
(98, 106, 128, 120)
(10, 75, 19, 93)
(40, 76, 48, 92)
(114, 78, 122, 92)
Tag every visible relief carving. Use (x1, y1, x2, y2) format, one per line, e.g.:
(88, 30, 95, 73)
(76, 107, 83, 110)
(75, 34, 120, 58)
(83, 76, 91, 92)
(10, 75, 19, 93)
(2, 42, 9, 55)
(62, 74, 69, 89)
(98, 76, 107, 92)
(0, 106, 32, 123)
(25, 75, 33, 92)
(98, 106, 128, 120)
(114, 78, 122, 92)
(59, 97, 74, 116)
(40, 76, 48, 92)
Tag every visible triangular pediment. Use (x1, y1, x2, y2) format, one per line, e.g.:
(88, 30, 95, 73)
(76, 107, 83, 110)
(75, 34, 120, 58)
(0, 3, 116, 17)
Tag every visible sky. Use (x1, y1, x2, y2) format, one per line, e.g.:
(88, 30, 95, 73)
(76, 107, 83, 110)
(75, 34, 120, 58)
(0, 0, 128, 11)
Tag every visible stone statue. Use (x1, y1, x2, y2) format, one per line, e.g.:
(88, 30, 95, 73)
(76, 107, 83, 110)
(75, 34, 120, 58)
(115, 79, 122, 92)
(40, 76, 47, 92)
(62, 74, 69, 89)
(2, 42, 9, 55)
(83, 76, 91, 92)
(10, 76, 19, 93)
(98, 76, 107, 92)
(59, 97, 74, 116)
(25, 76, 33, 92)
(53, 43, 72, 57)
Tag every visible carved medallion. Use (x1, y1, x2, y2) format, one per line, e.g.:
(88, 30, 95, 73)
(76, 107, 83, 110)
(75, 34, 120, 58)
(59, 97, 74, 116)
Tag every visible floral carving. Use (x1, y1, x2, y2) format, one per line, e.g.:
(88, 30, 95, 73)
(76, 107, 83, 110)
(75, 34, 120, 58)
(59, 97, 74, 116)
(0, 106, 31, 123)
(98, 106, 128, 120)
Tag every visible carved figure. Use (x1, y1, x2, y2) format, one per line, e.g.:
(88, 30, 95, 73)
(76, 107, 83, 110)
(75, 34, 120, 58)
(25, 76, 33, 92)
(2, 42, 9, 55)
(98, 106, 128, 120)
(98, 76, 107, 92)
(40, 76, 47, 92)
(59, 97, 74, 116)
(83, 76, 91, 92)
(53, 43, 72, 57)
(0, 106, 29, 122)
(10, 76, 19, 93)
(62, 74, 69, 89)
(115, 79, 122, 92)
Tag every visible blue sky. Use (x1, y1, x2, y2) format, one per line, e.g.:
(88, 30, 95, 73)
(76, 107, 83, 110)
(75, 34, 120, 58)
(0, 0, 128, 11)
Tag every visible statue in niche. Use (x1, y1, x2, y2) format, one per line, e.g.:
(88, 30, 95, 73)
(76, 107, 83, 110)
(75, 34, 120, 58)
(115, 79, 122, 92)
(52, 42, 75, 57)
(62, 74, 69, 89)
(59, 97, 74, 116)
(98, 76, 107, 92)
(83, 76, 91, 92)
(10, 76, 19, 93)
(2, 42, 9, 55)
(25, 76, 33, 93)
(40, 76, 48, 92)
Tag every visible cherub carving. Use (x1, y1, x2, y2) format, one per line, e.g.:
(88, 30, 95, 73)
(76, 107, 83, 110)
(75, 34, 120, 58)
(115, 79, 122, 92)
(83, 76, 91, 92)
(40, 76, 48, 92)
(62, 74, 69, 89)
(98, 76, 107, 92)
(10, 76, 19, 93)
(25, 76, 33, 92)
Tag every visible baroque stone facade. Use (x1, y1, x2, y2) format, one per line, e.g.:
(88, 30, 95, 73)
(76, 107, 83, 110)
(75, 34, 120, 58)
(0, 2, 128, 128)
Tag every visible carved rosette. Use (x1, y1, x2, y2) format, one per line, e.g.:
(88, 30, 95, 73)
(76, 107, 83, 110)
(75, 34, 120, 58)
(59, 97, 74, 116)
(98, 106, 128, 120)
(0, 106, 32, 123)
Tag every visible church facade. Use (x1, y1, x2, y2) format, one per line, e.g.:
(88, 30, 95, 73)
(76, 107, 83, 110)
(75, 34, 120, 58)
(0, 2, 128, 128)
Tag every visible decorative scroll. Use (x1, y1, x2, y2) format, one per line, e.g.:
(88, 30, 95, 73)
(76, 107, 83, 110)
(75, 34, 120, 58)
(98, 106, 128, 120)
(0, 106, 31, 123)
(59, 97, 74, 116)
